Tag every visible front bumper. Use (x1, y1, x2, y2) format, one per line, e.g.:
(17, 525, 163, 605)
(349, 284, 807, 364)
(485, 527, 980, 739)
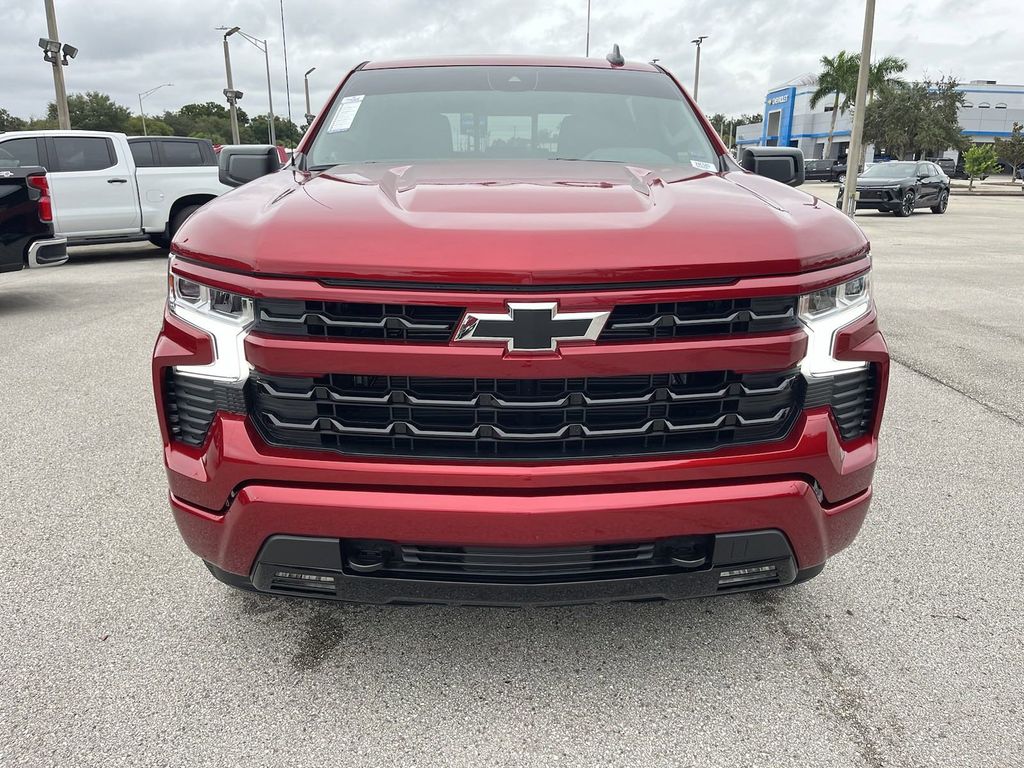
(154, 262, 888, 603)
(205, 530, 826, 606)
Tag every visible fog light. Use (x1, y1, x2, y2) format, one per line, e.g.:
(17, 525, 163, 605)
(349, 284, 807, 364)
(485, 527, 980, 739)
(718, 564, 777, 587)
(269, 570, 337, 594)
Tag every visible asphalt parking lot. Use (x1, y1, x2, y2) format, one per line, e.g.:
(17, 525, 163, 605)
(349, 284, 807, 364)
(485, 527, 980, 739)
(1, 192, 1022, 767)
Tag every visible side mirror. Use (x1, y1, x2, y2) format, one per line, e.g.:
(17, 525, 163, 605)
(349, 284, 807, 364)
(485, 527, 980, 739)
(219, 145, 281, 188)
(740, 146, 805, 187)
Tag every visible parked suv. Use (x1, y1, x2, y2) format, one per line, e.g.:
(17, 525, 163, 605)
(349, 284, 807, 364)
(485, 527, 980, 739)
(154, 56, 888, 605)
(838, 160, 950, 216)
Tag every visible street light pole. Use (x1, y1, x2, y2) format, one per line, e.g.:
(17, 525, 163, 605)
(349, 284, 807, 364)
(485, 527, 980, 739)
(842, 0, 876, 218)
(221, 27, 241, 144)
(585, 0, 591, 57)
(138, 83, 172, 137)
(304, 67, 316, 124)
(691, 35, 708, 101)
(280, 0, 292, 122)
(43, 0, 70, 129)
(229, 28, 276, 146)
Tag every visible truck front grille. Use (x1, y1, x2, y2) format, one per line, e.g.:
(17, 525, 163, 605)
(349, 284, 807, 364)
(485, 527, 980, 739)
(252, 295, 800, 344)
(255, 299, 463, 342)
(249, 368, 803, 460)
(600, 296, 799, 340)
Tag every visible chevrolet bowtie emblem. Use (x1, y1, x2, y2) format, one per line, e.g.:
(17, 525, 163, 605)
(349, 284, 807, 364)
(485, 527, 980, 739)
(453, 302, 610, 353)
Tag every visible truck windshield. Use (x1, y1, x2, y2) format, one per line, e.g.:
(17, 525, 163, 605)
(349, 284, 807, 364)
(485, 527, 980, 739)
(305, 66, 719, 171)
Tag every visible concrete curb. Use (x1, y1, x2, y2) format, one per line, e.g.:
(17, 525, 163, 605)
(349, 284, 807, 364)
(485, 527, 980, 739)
(950, 188, 1024, 197)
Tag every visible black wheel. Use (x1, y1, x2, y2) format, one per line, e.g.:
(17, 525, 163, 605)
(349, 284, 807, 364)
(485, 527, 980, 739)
(894, 190, 915, 217)
(148, 233, 170, 249)
(168, 204, 201, 244)
(836, 173, 847, 184)
(930, 189, 949, 214)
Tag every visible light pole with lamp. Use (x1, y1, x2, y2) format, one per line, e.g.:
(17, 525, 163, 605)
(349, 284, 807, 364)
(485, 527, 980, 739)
(219, 26, 276, 146)
(138, 83, 173, 136)
(303, 67, 316, 125)
(691, 35, 708, 101)
(220, 26, 242, 144)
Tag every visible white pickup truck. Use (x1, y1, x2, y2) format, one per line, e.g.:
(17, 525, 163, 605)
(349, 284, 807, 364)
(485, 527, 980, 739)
(0, 130, 229, 247)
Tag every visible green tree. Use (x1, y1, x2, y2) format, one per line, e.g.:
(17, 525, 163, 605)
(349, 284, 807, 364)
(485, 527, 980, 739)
(125, 115, 174, 136)
(963, 144, 1000, 191)
(864, 78, 967, 160)
(0, 108, 27, 131)
(247, 114, 304, 146)
(809, 51, 859, 158)
(161, 102, 250, 144)
(47, 91, 132, 132)
(995, 122, 1024, 180)
(809, 51, 907, 159)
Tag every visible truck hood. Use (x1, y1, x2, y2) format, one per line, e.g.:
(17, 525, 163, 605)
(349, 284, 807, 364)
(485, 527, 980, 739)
(175, 160, 868, 285)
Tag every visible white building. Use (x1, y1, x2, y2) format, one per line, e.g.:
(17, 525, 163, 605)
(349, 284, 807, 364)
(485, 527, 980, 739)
(735, 76, 1024, 164)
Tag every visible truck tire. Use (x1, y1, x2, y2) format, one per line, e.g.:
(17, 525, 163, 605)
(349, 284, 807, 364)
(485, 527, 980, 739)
(149, 232, 171, 249)
(168, 205, 202, 243)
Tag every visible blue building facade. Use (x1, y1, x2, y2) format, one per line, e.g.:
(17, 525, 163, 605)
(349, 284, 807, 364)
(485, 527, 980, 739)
(736, 76, 1024, 162)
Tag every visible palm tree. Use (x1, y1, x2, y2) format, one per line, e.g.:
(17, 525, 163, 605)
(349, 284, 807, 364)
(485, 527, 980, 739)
(809, 51, 858, 160)
(866, 55, 909, 102)
(809, 52, 907, 159)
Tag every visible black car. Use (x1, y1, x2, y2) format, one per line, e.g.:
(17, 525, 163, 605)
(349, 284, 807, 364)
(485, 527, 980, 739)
(837, 161, 950, 216)
(805, 158, 847, 183)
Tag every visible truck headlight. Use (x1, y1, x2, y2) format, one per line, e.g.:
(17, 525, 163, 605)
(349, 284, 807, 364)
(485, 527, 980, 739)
(799, 271, 871, 377)
(167, 256, 254, 382)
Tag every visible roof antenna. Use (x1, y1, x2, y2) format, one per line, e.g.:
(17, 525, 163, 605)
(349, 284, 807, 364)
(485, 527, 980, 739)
(606, 44, 625, 67)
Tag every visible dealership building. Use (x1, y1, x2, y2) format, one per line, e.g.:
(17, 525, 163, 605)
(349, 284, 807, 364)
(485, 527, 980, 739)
(734, 75, 1024, 162)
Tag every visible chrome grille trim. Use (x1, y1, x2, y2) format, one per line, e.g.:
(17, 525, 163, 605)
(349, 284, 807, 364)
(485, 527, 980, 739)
(256, 375, 797, 408)
(258, 309, 450, 331)
(263, 408, 792, 440)
(609, 307, 795, 330)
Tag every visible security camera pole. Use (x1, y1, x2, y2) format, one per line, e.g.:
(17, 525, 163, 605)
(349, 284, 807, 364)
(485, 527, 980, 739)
(304, 67, 316, 124)
(691, 36, 708, 101)
(43, 0, 70, 129)
(221, 26, 276, 146)
(221, 26, 242, 144)
(842, 0, 876, 218)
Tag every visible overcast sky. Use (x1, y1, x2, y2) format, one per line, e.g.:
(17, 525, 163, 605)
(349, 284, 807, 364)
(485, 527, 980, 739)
(2, 0, 1019, 123)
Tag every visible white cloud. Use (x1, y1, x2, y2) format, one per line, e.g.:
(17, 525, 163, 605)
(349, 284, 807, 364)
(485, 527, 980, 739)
(1, 0, 1018, 122)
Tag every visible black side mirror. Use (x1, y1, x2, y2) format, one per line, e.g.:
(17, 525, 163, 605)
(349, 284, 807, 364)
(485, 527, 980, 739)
(740, 146, 805, 187)
(219, 145, 281, 188)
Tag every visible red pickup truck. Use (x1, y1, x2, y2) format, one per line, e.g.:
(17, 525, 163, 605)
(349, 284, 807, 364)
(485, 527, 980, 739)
(153, 55, 888, 605)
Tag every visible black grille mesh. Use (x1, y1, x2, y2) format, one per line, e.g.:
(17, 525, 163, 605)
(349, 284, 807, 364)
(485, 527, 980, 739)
(255, 299, 464, 341)
(250, 369, 803, 460)
(804, 365, 877, 441)
(164, 372, 246, 447)
(252, 296, 800, 344)
(600, 296, 799, 341)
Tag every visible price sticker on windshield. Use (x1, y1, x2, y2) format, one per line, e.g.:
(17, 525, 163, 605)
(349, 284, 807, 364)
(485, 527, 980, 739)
(327, 95, 365, 133)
